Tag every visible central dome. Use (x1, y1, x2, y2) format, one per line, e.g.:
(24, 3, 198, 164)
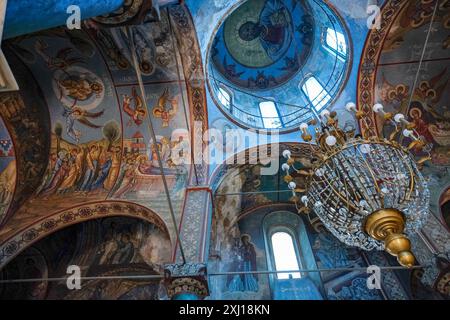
(207, 0, 351, 132)
(213, 0, 313, 90)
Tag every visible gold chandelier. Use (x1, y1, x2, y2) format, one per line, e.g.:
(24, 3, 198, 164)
(282, 103, 431, 268)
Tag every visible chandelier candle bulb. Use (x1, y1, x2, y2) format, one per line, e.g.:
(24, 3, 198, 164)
(345, 102, 356, 112)
(320, 110, 331, 122)
(402, 129, 415, 139)
(394, 113, 415, 129)
(282, 150, 291, 159)
(301, 196, 308, 205)
(373, 103, 393, 121)
(325, 135, 337, 146)
(300, 123, 313, 141)
(372, 103, 384, 113)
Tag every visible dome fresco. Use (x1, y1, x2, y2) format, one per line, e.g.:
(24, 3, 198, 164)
(212, 0, 314, 90)
(208, 0, 351, 131)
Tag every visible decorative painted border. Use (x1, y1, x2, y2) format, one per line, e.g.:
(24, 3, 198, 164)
(169, 4, 209, 185)
(0, 200, 170, 268)
(91, 0, 149, 26)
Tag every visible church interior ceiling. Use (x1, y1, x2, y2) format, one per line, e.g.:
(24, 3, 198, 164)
(0, 0, 448, 301)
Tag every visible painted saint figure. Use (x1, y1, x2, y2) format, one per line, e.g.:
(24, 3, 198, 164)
(227, 234, 259, 292)
(58, 148, 81, 193)
(90, 152, 113, 192)
(240, 234, 259, 291)
(41, 151, 69, 197)
(111, 233, 135, 264)
(104, 146, 122, 191)
(238, 0, 293, 62)
(79, 145, 101, 192)
(152, 88, 178, 127)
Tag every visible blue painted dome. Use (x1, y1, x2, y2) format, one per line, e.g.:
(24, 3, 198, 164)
(208, 0, 351, 132)
(212, 0, 314, 90)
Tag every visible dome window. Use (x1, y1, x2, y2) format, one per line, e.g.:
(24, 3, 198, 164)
(301, 76, 331, 112)
(324, 27, 347, 58)
(218, 87, 232, 110)
(259, 101, 282, 129)
(271, 231, 301, 280)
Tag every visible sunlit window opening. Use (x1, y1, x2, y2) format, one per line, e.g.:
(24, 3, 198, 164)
(259, 101, 282, 129)
(301, 76, 332, 111)
(271, 232, 301, 280)
(218, 87, 231, 109)
(325, 28, 347, 57)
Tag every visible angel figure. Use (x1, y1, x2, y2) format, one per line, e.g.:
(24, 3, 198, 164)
(122, 87, 146, 126)
(64, 106, 104, 143)
(152, 88, 178, 127)
(35, 40, 85, 72)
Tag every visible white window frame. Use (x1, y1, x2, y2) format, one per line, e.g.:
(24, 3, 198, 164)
(271, 231, 302, 280)
(217, 86, 232, 111)
(258, 100, 283, 129)
(322, 27, 347, 60)
(300, 76, 332, 112)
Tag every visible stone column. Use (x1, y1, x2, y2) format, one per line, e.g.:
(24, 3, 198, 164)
(164, 187, 212, 300)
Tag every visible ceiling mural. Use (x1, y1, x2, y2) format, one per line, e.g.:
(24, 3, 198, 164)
(357, 0, 450, 216)
(0, 51, 51, 229)
(206, 0, 351, 132)
(0, 0, 449, 301)
(211, 0, 314, 90)
(0, 4, 208, 252)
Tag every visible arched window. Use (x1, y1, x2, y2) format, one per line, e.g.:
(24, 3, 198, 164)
(271, 231, 301, 279)
(301, 76, 331, 112)
(324, 27, 347, 58)
(259, 101, 282, 129)
(218, 87, 232, 110)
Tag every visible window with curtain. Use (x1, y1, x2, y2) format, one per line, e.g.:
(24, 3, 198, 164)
(271, 231, 301, 279)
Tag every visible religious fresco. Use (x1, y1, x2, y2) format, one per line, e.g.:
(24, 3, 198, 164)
(3, 30, 123, 222)
(0, 50, 51, 230)
(0, 216, 171, 300)
(111, 82, 189, 219)
(86, 10, 182, 85)
(369, 0, 450, 215)
(0, 4, 209, 244)
(310, 227, 385, 300)
(208, 205, 272, 300)
(208, 197, 388, 300)
(211, 0, 314, 90)
(206, 0, 351, 132)
(208, 142, 410, 300)
(0, 117, 15, 226)
(209, 143, 312, 251)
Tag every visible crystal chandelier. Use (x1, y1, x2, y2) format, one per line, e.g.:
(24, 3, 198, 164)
(282, 103, 431, 267)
